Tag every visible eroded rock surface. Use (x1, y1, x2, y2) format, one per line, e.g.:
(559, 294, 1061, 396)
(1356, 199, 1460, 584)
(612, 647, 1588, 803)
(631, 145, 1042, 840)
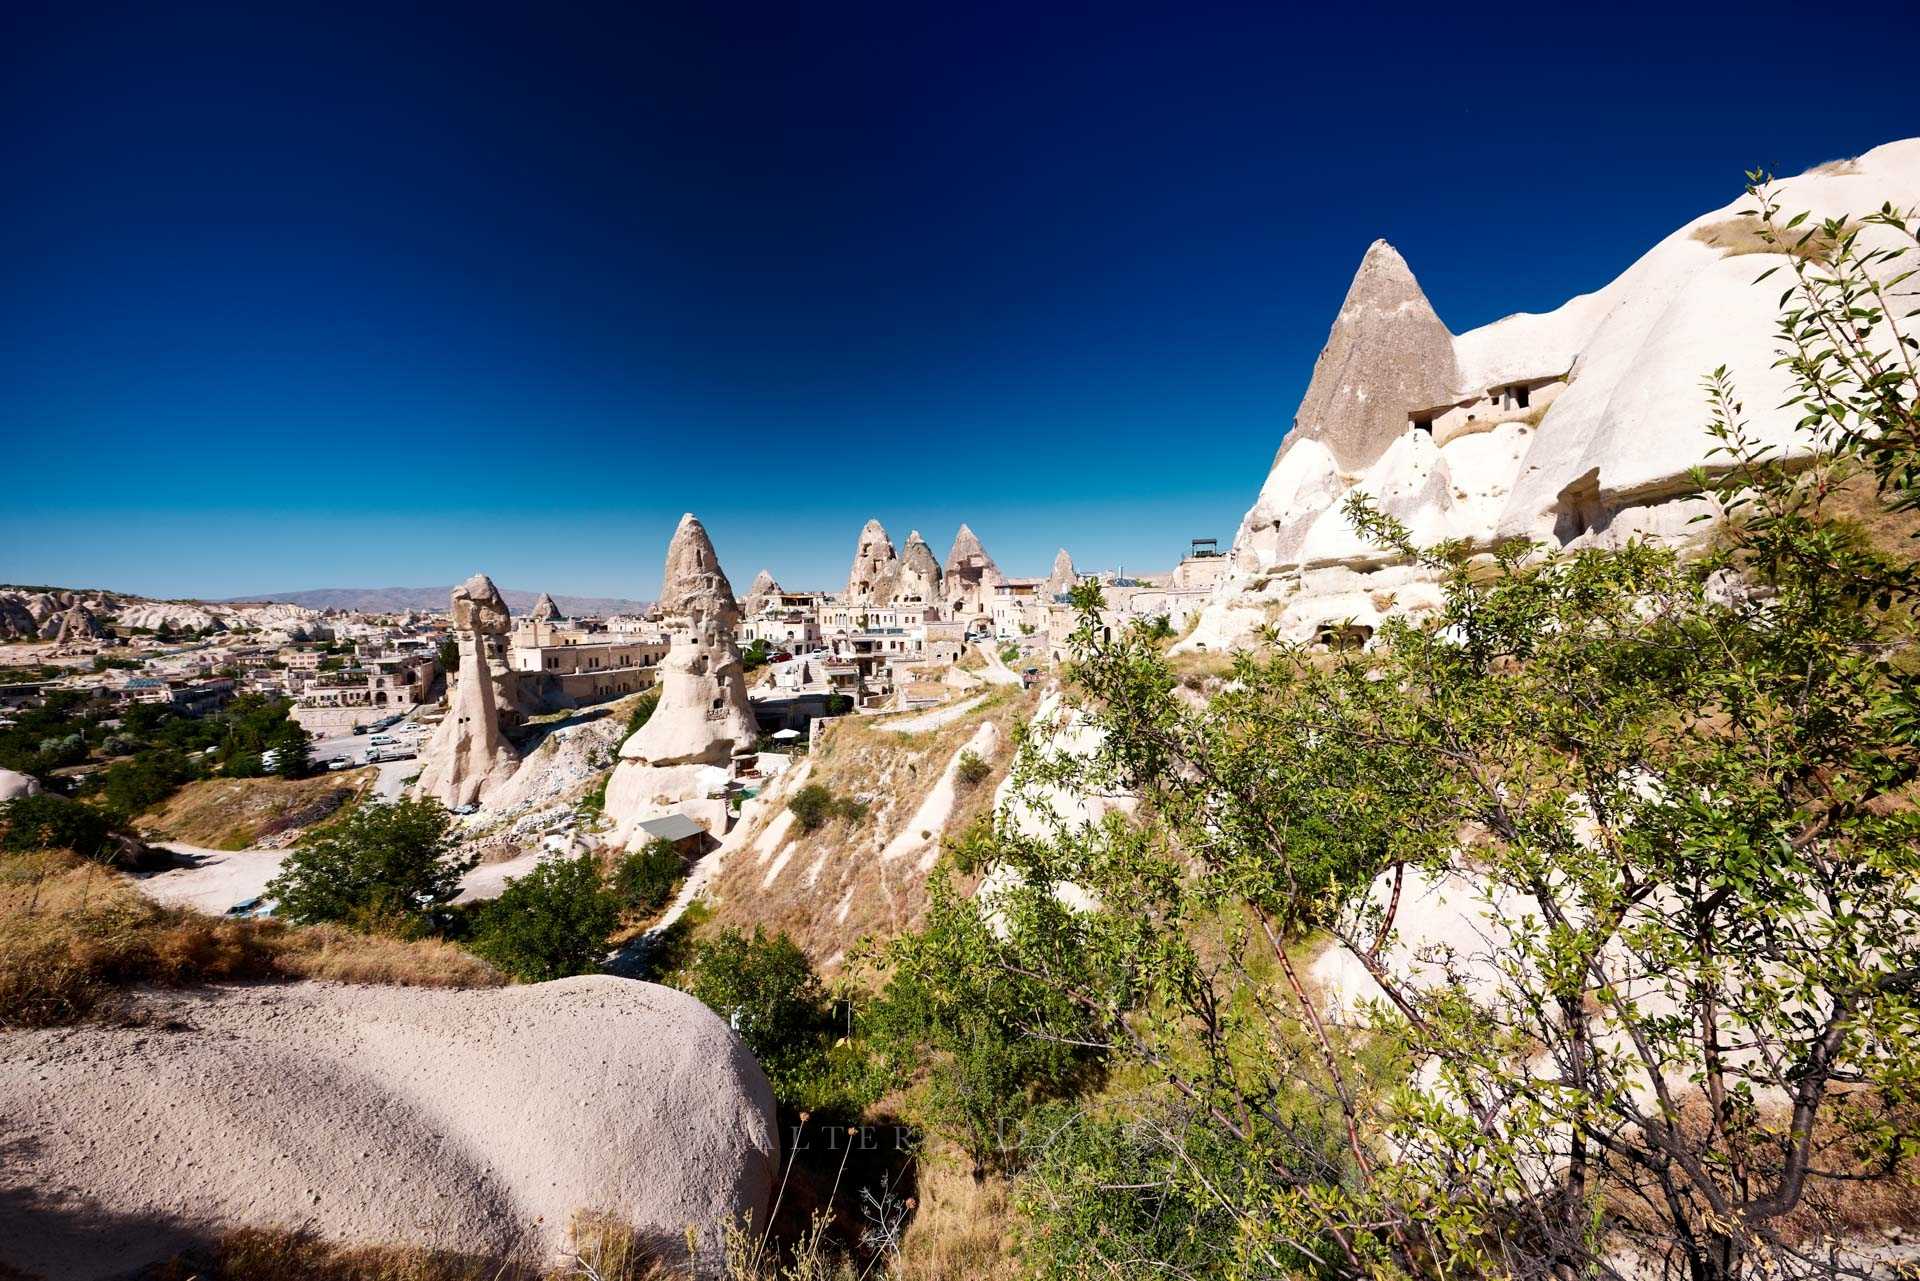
(1183, 138, 1920, 652)
(414, 574, 519, 808)
(0, 976, 778, 1279)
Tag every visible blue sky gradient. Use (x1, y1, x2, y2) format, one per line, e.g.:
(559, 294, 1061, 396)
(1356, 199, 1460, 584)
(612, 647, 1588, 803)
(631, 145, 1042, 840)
(3, 1, 1913, 599)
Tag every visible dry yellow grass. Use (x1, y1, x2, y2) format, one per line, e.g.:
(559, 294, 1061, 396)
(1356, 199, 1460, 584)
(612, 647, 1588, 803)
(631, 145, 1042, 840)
(1689, 215, 1859, 262)
(150, 1212, 686, 1280)
(892, 1144, 1020, 1281)
(701, 689, 1036, 968)
(0, 850, 499, 1026)
(139, 768, 379, 849)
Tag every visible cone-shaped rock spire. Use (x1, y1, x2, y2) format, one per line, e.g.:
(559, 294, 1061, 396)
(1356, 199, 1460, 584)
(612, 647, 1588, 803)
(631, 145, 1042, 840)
(943, 523, 1003, 613)
(531, 591, 559, 622)
(895, 531, 943, 603)
(415, 574, 519, 809)
(743, 569, 780, 617)
(614, 514, 757, 771)
(1285, 240, 1460, 474)
(844, 518, 900, 605)
(1044, 548, 1078, 599)
(656, 513, 739, 628)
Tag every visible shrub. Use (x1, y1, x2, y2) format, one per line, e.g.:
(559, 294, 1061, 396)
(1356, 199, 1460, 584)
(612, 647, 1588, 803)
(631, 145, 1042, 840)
(0, 793, 122, 864)
(469, 853, 619, 982)
(787, 784, 868, 833)
(610, 840, 682, 915)
(954, 750, 990, 788)
(787, 784, 835, 832)
(94, 748, 195, 817)
(679, 926, 879, 1109)
(266, 798, 473, 933)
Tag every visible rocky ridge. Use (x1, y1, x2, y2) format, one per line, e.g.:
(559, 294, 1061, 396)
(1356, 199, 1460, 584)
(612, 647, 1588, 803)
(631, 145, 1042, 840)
(1182, 138, 1920, 651)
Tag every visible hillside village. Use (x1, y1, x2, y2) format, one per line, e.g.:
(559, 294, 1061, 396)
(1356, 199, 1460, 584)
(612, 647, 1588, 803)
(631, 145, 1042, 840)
(3, 137, 1918, 1281)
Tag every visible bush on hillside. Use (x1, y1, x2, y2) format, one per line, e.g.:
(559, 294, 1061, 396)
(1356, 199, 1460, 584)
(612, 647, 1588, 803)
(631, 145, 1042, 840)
(610, 840, 682, 916)
(469, 853, 618, 983)
(954, 750, 990, 788)
(93, 749, 195, 819)
(266, 798, 473, 934)
(0, 794, 124, 865)
(786, 784, 867, 833)
(679, 926, 878, 1110)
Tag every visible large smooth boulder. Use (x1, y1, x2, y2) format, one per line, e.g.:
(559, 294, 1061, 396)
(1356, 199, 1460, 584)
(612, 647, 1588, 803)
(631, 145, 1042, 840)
(0, 976, 778, 1279)
(0, 768, 41, 801)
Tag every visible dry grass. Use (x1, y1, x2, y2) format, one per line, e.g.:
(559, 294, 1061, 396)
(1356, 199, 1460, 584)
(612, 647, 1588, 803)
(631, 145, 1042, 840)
(1690, 215, 1860, 263)
(892, 1143, 1020, 1281)
(151, 1212, 685, 1280)
(1164, 647, 1237, 686)
(1805, 156, 1862, 177)
(139, 768, 379, 849)
(0, 849, 499, 1026)
(701, 689, 1036, 968)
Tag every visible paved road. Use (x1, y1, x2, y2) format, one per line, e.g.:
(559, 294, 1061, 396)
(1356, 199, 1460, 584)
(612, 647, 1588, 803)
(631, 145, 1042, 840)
(310, 715, 428, 805)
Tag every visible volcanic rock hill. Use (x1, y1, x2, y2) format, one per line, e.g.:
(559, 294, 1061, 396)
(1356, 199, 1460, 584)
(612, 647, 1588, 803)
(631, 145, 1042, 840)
(1182, 138, 1920, 651)
(0, 587, 327, 642)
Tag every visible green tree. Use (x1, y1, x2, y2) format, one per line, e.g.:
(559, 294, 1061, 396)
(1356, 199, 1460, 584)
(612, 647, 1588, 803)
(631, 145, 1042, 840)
(266, 798, 473, 933)
(611, 839, 683, 915)
(265, 719, 310, 778)
(94, 749, 195, 818)
(469, 853, 619, 982)
(872, 873, 1095, 1174)
(892, 182, 1920, 1281)
(0, 793, 122, 864)
(681, 927, 839, 1105)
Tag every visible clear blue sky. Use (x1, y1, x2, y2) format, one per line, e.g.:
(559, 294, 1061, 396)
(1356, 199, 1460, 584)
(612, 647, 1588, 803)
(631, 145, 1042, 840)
(2, 1, 1911, 600)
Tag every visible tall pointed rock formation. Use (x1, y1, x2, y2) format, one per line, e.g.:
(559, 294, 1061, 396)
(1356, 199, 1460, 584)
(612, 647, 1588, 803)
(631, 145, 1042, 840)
(1044, 548, 1078, 599)
(844, 519, 900, 605)
(615, 514, 756, 769)
(943, 523, 1003, 615)
(415, 574, 520, 809)
(655, 513, 740, 626)
(895, 531, 943, 604)
(531, 592, 559, 622)
(1286, 239, 1460, 473)
(1224, 240, 1462, 578)
(743, 570, 780, 617)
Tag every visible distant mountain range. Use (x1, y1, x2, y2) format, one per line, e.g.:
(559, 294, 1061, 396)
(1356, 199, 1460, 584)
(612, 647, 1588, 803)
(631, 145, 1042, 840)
(220, 587, 653, 616)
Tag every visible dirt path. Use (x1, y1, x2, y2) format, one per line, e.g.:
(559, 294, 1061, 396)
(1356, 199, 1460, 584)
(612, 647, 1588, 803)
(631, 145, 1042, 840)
(974, 642, 1024, 687)
(137, 842, 548, 915)
(874, 692, 988, 734)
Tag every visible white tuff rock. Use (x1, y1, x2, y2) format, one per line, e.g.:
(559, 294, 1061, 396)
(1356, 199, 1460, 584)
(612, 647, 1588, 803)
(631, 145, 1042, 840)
(0, 977, 778, 1279)
(414, 574, 520, 808)
(1182, 138, 1920, 652)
